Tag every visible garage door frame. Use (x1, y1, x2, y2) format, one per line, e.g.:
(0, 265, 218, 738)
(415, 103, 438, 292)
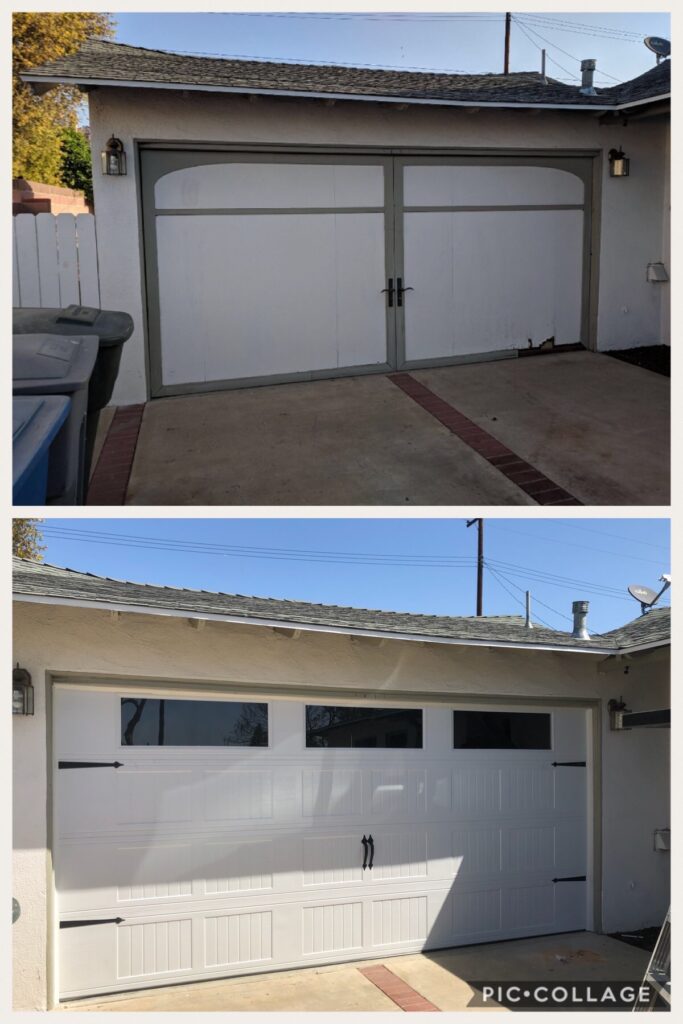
(137, 142, 601, 400)
(45, 671, 602, 1006)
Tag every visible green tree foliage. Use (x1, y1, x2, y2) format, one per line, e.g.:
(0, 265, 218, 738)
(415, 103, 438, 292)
(60, 127, 94, 203)
(13, 12, 114, 183)
(12, 520, 45, 560)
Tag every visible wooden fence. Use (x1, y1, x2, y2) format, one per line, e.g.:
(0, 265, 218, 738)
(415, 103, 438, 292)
(13, 212, 100, 308)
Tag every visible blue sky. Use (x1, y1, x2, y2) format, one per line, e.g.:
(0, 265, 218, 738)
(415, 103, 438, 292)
(36, 518, 670, 635)
(112, 11, 670, 85)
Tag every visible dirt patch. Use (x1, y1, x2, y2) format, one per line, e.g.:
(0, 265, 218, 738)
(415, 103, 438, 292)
(607, 346, 670, 377)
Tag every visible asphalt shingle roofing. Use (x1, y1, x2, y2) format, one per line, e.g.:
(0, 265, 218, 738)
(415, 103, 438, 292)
(13, 558, 670, 653)
(22, 39, 670, 110)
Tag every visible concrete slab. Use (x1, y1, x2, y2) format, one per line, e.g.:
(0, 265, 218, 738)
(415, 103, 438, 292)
(413, 352, 670, 506)
(125, 373, 535, 506)
(61, 932, 649, 1012)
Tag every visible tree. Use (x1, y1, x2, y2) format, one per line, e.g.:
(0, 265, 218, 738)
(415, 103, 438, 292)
(13, 12, 114, 183)
(60, 127, 94, 203)
(12, 519, 45, 560)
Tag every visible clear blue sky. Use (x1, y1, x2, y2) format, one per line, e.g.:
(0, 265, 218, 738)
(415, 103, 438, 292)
(36, 518, 670, 635)
(111, 11, 670, 86)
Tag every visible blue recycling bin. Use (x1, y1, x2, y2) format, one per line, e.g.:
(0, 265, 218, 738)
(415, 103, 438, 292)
(13, 333, 99, 504)
(13, 395, 71, 505)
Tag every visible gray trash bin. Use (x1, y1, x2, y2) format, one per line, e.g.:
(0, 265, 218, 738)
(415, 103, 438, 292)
(13, 333, 99, 505)
(13, 305, 134, 480)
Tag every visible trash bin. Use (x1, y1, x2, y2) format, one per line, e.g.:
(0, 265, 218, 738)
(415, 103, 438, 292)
(13, 395, 71, 505)
(13, 333, 99, 505)
(12, 305, 134, 480)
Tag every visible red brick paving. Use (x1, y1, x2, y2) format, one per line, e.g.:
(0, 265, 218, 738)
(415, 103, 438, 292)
(86, 404, 145, 505)
(389, 373, 582, 506)
(359, 964, 440, 1012)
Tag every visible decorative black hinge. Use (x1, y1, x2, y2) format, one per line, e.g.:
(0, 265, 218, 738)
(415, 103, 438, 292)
(551, 761, 586, 767)
(58, 761, 124, 769)
(60, 918, 124, 928)
(552, 875, 587, 883)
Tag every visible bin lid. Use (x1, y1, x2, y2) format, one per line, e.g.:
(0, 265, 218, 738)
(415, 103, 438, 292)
(13, 306, 134, 346)
(13, 333, 99, 394)
(13, 395, 71, 487)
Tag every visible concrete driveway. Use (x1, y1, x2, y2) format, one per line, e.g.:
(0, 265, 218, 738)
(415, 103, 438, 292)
(88, 351, 669, 506)
(62, 932, 649, 1012)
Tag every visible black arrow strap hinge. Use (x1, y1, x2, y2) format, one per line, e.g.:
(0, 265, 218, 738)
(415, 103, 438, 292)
(58, 761, 124, 769)
(551, 761, 586, 767)
(552, 875, 587, 883)
(60, 917, 124, 928)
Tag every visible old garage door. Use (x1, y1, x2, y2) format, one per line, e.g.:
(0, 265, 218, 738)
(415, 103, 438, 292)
(54, 687, 589, 999)
(141, 151, 590, 397)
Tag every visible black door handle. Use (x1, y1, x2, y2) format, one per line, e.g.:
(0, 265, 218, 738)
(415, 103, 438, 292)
(60, 917, 124, 928)
(396, 278, 414, 307)
(361, 834, 369, 870)
(58, 761, 124, 769)
(381, 279, 394, 307)
(368, 834, 375, 870)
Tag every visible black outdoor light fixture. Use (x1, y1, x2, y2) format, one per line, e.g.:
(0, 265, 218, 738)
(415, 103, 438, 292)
(608, 147, 630, 178)
(101, 135, 127, 176)
(12, 665, 34, 716)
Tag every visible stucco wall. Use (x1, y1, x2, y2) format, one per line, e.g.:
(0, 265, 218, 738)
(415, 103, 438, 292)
(86, 88, 669, 405)
(13, 601, 670, 1007)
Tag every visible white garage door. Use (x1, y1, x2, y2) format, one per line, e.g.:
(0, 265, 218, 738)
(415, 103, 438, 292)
(54, 687, 589, 999)
(141, 152, 590, 397)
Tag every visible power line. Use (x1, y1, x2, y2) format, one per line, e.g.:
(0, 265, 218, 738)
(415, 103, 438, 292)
(511, 16, 577, 80)
(515, 17, 623, 82)
(493, 525, 668, 568)
(485, 565, 559, 630)
(40, 526, 637, 599)
(558, 522, 669, 552)
(158, 46, 473, 74)
(519, 14, 644, 41)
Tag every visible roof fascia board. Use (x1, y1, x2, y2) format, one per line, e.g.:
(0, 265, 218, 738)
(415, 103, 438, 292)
(22, 73, 641, 112)
(14, 590, 663, 656)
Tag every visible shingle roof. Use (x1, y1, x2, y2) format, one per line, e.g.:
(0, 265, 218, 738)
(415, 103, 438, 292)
(22, 39, 670, 110)
(12, 558, 670, 653)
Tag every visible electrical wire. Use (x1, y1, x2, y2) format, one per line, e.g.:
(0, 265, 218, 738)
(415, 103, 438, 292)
(493, 526, 668, 568)
(515, 17, 623, 82)
(163, 46, 473, 74)
(484, 565, 560, 630)
(511, 16, 578, 81)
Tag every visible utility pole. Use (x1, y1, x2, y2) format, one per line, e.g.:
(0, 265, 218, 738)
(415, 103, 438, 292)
(466, 518, 484, 616)
(504, 12, 511, 75)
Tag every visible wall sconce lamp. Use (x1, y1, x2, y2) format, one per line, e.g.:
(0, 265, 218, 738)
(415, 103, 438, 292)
(12, 665, 34, 716)
(101, 135, 127, 176)
(608, 148, 630, 178)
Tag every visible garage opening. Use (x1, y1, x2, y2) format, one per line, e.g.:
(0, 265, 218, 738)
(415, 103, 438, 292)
(54, 686, 590, 999)
(140, 150, 592, 398)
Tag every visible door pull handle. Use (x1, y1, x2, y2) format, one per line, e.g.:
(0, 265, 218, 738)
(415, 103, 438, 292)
(396, 278, 414, 307)
(368, 834, 375, 870)
(361, 834, 369, 870)
(380, 279, 394, 307)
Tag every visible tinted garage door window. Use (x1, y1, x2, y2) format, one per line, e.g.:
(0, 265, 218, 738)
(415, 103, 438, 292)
(306, 705, 423, 748)
(453, 710, 551, 749)
(121, 697, 268, 746)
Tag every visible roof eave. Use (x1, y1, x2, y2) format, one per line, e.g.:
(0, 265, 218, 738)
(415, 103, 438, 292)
(21, 72, 640, 111)
(13, 590, 668, 657)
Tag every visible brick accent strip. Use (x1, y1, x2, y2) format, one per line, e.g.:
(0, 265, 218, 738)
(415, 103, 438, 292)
(86, 404, 145, 506)
(359, 964, 440, 1012)
(390, 373, 582, 506)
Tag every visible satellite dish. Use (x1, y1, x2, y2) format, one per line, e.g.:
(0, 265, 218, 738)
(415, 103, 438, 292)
(628, 583, 658, 606)
(644, 37, 671, 61)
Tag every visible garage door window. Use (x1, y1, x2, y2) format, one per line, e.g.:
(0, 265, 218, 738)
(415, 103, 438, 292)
(305, 705, 422, 748)
(453, 710, 551, 749)
(120, 697, 268, 746)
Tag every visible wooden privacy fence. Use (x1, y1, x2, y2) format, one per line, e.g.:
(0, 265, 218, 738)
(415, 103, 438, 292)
(13, 212, 100, 308)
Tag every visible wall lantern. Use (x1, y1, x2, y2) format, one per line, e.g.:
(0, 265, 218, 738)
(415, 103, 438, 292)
(12, 665, 34, 716)
(101, 135, 127, 176)
(608, 147, 630, 178)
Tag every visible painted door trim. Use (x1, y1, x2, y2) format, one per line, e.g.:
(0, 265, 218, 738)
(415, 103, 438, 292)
(139, 144, 598, 399)
(47, 672, 598, 1004)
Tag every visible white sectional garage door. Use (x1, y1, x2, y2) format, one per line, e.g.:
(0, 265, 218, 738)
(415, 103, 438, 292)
(54, 687, 590, 999)
(141, 151, 590, 397)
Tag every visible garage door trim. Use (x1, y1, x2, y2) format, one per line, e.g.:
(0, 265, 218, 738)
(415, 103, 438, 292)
(139, 145, 598, 399)
(47, 674, 601, 1004)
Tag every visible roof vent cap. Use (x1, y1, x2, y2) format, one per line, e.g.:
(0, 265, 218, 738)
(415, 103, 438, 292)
(572, 600, 591, 640)
(579, 59, 597, 96)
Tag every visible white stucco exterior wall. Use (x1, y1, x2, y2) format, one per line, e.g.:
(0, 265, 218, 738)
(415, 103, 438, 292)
(13, 601, 670, 1008)
(86, 88, 669, 405)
